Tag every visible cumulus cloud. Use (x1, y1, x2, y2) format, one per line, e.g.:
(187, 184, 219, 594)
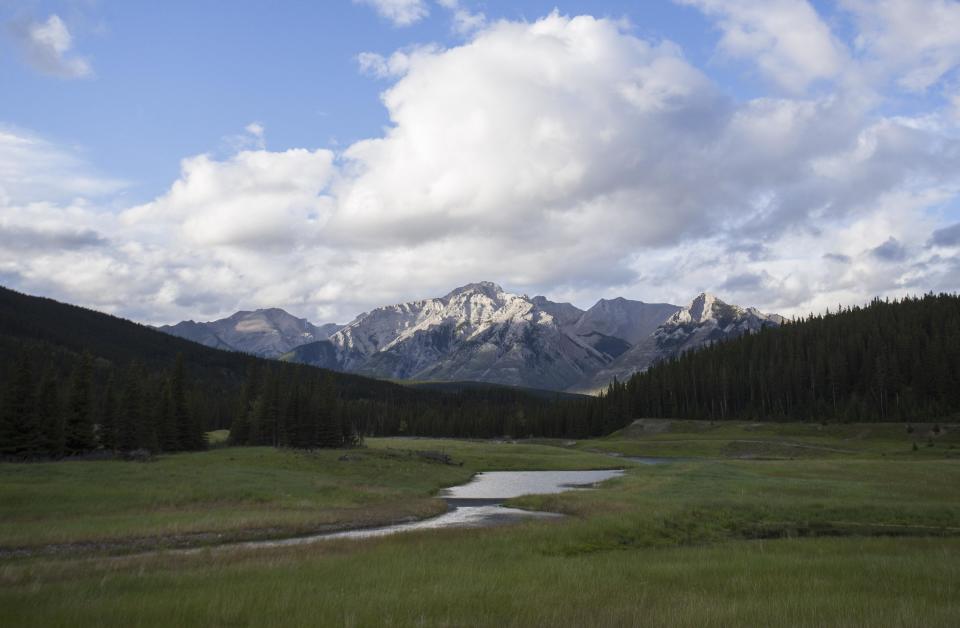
(842, 0, 960, 92)
(677, 0, 848, 92)
(354, 0, 429, 27)
(10, 14, 92, 79)
(3, 10, 960, 325)
(123, 148, 336, 249)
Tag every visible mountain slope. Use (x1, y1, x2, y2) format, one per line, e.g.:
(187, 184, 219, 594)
(277, 283, 779, 394)
(608, 293, 960, 422)
(324, 282, 611, 390)
(569, 297, 679, 360)
(572, 297, 680, 344)
(158, 309, 341, 358)
(0, 286, 608, 455)
(575, 293, 781, 392)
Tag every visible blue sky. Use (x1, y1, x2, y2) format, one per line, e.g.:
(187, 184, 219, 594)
(1, 1, 727, 201)
(1, 0, 959, 324)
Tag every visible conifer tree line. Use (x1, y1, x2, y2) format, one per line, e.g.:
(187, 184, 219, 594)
(3, 286, 959, 460)
(600, 293, 960, 424)
(0, 351, 207, 458)
(227, 363, 358, 448)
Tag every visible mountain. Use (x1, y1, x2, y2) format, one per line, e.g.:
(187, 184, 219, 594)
(0, 286, 606, 456)
(570, 297, 680, 360)
(315, 282, 613, 391)
(575, 293, 782, 392)
(0, 285, 412, 434)
(158, 309, 341, 358)
(276, 283, 779, 394)
(603, 293, 960, 423)
(572, 297, 680, 344)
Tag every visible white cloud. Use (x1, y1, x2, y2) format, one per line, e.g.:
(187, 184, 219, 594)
(2, 11, 960, 326)
(677, 0, 848, 92)
(11, 14, 92, 79)
(354, 0, 429, 27)
(0, 127, 124, 204)
(436, 0, 486, 36)
(123, 148, 336, 249)
(842, 0, 960, 92)
(357, 46, 439, 78)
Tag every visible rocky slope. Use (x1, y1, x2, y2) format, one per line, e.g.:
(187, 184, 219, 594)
(574, 293, 782, 392)
(158, 309, 341, 358)
(162, 282, 779, 393)
(319, 282, 614, 390)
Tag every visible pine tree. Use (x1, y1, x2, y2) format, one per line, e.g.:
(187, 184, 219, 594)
(64, 352, 96, 454)
(35, 368, 64, 458)
(317, 373, 341, 448)
(230, 362, 261, 445)
(0, 352, 43, 457)
(156, 380, 178, 452)
(99, 374, 118, 451)
(171, 354, 195, 450)
(118, 364, 143, 452)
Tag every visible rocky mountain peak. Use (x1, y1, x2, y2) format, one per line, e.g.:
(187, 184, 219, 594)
(443, 281, 506, 301)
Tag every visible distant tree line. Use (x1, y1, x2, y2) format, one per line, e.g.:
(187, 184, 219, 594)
(1, 352, 206, 458)
(599, 294, 960, 424)
(0, 343, 615, 459)
(228, 363, 357, 448)
(2, 287, 958, 460)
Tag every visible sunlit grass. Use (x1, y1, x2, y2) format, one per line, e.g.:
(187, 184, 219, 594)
(0, 439, 619, 550)
(3, 427, 960, 625)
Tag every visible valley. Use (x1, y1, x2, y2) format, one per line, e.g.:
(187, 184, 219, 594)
(2, 424, 958, 626)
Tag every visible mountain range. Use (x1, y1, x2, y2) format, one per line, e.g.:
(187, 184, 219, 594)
(157, 309, 342, 358)
(158, 282, 782, 392)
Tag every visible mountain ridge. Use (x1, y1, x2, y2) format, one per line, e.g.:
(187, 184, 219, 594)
(159, 282, 781, 393)
(158, 309, 341, 358)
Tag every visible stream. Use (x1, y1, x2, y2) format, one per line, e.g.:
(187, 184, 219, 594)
(240, 469, 624, 549)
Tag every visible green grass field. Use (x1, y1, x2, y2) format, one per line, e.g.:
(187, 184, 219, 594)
(2, 424, 959, 626)
(576, 418, 960, 459)
(0, 438, 619, 552)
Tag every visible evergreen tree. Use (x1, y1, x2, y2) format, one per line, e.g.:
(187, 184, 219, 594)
(317, 373, 341, 448)
(99, 374, 119, 451)
(118, 364, 143, 451)
(64, 352, 96, 454)
(171, 354, 195, 450)
(0, 352, 43, 457)
(35, 368, 64, 458)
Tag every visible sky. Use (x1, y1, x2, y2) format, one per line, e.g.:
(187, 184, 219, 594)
(1, 0, 959, 325)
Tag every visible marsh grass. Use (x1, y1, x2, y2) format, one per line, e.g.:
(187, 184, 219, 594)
(0, 439, 619, 551)
(2, 532, 957, 627)
(3, 428, 959, 626)
(583, 419, 960, 459)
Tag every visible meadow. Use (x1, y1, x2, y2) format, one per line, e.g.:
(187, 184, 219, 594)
(2, 422, 959, 626)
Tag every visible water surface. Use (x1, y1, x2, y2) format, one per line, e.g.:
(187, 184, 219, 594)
(243, 468, 623, 548)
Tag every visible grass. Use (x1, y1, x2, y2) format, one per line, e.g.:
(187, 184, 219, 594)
(3, 424, 960, 626)
(578, 418, 960, 459)
(3, 535, 957, 627)
(0, 438, 618, 552)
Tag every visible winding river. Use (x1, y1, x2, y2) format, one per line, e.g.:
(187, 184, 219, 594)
(242, 468, 624, 548)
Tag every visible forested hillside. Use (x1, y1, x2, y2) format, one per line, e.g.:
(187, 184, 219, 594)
(4, 287, 957, 460)
(0, 287, 611, 458)
(605, 294, 960, 423)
